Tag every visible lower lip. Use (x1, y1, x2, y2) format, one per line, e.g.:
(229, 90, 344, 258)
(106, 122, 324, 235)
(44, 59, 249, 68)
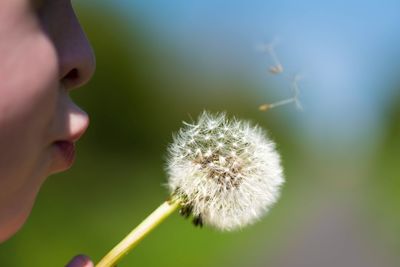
(55, 141, 76, 168)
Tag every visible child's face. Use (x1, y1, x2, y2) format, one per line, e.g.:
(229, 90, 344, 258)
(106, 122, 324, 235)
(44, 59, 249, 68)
(0, 0, 95, 242)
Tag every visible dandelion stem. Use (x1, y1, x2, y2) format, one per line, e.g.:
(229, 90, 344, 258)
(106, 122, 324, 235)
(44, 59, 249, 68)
(96, 199, 181, 267)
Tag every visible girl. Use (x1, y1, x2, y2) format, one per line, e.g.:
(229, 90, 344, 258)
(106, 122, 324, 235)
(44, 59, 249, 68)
(1, 0, 96, 266)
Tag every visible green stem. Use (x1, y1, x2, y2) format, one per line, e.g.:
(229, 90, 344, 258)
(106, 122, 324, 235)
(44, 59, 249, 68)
(96, 199, 181, 267)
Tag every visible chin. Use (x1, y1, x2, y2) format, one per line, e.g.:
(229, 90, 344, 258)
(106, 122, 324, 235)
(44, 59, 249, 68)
(0, 171, 45, 244)
(0, 200, 34, 243)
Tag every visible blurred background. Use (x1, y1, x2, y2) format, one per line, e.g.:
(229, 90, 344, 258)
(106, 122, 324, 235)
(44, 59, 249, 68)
(1, 0, 399, 266)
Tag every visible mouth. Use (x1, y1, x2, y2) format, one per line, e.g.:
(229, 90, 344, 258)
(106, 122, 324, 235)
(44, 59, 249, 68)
(53, 140, 76, 171)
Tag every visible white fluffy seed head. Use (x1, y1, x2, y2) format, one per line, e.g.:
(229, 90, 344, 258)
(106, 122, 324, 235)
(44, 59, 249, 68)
(166, 111, 284, 231)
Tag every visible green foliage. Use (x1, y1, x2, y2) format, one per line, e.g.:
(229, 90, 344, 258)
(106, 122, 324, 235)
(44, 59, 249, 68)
(0, 4, 300, 267)
(368, 89, 400, 249)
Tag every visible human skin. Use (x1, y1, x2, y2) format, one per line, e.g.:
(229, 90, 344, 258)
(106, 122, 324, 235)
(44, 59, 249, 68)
(0, 0, 95, 265)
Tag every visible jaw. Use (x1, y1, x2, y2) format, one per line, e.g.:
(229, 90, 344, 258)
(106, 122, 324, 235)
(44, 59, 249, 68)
(0, 166, 47, 244)
(0, 197, 34, 243)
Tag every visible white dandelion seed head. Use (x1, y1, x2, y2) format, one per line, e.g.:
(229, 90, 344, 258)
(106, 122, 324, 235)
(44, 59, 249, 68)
(166, 111, 284, 231)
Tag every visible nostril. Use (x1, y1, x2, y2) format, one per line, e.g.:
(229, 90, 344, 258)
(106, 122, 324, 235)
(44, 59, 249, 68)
(62, 68, 82, 90)
(64, 68, 79, 82)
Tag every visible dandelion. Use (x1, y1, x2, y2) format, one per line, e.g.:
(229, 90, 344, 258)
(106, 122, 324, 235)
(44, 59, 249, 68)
(96, 111, 285, 267)
(167, 111, 284, 230)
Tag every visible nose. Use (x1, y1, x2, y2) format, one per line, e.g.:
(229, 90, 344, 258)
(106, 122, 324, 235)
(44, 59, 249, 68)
(51, 90, 90, 144)
(44, 2, 94, 141)
(67, 101, 90, 142)
(56, 3, 96, 89)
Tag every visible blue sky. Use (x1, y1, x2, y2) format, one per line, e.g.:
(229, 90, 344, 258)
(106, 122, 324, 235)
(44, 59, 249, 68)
(84, 0, 400, 145)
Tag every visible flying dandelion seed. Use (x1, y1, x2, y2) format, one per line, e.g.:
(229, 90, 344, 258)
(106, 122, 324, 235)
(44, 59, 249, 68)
(257, 39, 304, 112)
(257, 38, 284, 75)
(259, 75, 304, 112)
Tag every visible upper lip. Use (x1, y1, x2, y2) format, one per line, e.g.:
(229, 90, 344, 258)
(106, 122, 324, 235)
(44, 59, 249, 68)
(54, 131, 85, 145)
(69, 131, 85, 143)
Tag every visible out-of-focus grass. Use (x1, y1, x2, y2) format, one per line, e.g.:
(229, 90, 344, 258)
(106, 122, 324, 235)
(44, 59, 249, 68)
(0, 147, 301, 267)
(368, 90, 400, 252)
(0, 4, 306, 267)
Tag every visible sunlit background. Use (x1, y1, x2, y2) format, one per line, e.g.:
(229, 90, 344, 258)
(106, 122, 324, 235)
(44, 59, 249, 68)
(1, 0, 400, 266)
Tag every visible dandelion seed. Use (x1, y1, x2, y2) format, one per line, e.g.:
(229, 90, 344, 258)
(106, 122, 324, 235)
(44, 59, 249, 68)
(257, 38, 284, 75)
(257, 38, 304, 112)
(269, 64, 284, 74)
(205, 149, 212, 157)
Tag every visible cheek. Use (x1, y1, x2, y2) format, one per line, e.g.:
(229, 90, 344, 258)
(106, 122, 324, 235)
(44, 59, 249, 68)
(0, 2, 63, 242)
(0, 31, 59, 204)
